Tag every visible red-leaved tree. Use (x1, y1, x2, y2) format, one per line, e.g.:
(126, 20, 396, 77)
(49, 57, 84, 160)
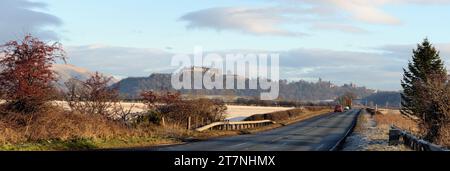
(0, 35, 65, 113)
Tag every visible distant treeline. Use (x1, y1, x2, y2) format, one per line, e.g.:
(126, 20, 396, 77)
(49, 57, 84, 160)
(231, 98, 335, 107)
(363, 91, 402, 108)
(112, 73, 375, 101)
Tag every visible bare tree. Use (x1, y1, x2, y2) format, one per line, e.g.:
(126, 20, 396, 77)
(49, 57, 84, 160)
(111, 101, 136, 122)
(140, 91, 181, 110)
(65, 72, 118, 118)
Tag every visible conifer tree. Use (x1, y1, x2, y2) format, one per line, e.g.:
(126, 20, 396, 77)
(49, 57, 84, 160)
(401, 38, 448, 141)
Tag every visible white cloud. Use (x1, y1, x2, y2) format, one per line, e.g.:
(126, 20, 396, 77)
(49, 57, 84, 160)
(65, 45, 175, 77)
(179, 5, 375, 36)
(292, 0, 450, 25)
(180, 7, 306, 37)
(327, 0, 401, 25)
(179, 0, 450, 36)
(380, 42, 450, 67)
(278, 47, 406, 90)
(0, 0, 62, 42)
(310, 23, 369, 33)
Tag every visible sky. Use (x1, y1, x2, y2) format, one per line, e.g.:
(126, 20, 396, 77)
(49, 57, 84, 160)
(1, 0, 450, 90)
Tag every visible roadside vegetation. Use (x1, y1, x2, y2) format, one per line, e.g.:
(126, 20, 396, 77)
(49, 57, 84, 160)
(0, 35, 333, 151)
(245, 106, 331, 122)
(0, 36, 228, 150)
(373, 109, 420, 134)
(401, 39, 450, 147)
(344, 39, 450, 151)
(344, 109, 417, 151)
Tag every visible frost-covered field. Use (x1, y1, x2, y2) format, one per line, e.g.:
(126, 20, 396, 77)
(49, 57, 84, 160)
(225, 105, 294, 121)
(4, 101, 292, 121)
(53, 101, 148, 113)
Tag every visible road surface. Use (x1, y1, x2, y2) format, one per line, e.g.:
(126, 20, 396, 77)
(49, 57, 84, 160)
(154, 109, 360, 151)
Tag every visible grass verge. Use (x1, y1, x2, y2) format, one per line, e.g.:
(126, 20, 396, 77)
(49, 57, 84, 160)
(1, 107, 332, 151)
(0, 137, 180, 151)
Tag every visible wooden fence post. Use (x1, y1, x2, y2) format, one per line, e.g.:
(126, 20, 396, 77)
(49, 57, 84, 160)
(195, 116, 198, 128)
(161, 117, 166, 127)
(389, 128, 401, 146)
(187, 117, 191, 130)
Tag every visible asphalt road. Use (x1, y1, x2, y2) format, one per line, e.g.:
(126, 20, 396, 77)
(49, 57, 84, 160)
(153, 109, 361, 151)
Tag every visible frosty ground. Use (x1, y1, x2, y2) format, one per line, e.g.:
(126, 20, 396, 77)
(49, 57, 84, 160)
(343, 109, 416, 151)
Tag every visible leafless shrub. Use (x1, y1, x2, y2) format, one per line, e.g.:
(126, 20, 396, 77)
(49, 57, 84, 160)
(245, 109, 305, 121)
(65, 72, 119, 118)
(111, 102, 136, 122)
(140, 91, 181, 109)
(158, 98, 227, 125)
(409, 74, 450, 142)
(139, 91, 227, 126)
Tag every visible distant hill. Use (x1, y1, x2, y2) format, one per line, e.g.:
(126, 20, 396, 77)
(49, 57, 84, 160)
(112, 68, 375, 101)
(278, 80, 374, 101)
(52, 64, 119, 90)
(363, 91, 402, 108)
(361, 74, 448, 108)
(112, 73, 173, 98)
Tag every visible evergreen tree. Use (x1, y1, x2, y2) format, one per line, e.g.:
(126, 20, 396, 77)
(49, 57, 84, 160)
(401, 38, 448, 141)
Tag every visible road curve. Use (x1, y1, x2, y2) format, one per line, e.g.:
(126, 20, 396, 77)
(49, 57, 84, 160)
(153, 109, 360, 151)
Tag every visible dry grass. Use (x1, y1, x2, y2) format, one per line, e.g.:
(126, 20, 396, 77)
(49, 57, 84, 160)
(244, 106, 332, 122)
(344, 110, 413, 151)
(372, 109, 450, 148)
(373, 109, 420, 134)
(276, 108, 333, 125)
(438, 126, 450, 147)
(353, 111, 369, 134)
(0, 108, 114, 144)
(0, 104, 186, 150)
(0, 103, 332, 150)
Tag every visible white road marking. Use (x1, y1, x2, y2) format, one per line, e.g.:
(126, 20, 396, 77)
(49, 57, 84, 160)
(230, 143, 248, 147)
(315, 144, 325, 150)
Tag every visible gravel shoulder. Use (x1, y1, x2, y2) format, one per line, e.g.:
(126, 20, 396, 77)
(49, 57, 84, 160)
(343, 110, 411, 151)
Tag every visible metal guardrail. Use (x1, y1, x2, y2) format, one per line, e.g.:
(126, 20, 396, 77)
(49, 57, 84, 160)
(195, 120, 276, 132)
(389, 126, 449, 151)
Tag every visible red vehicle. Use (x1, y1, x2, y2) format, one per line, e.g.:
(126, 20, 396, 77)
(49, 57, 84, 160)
(334, 105, 344, 113)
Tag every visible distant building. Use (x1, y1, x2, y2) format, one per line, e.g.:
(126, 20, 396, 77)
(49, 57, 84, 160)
(329, 82, 337, 88)
(181, 66, 221, 75)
